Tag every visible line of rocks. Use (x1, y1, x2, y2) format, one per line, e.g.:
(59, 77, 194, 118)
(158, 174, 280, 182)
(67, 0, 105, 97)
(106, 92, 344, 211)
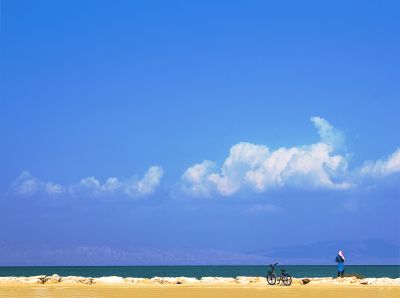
(0, 275, 399, 286)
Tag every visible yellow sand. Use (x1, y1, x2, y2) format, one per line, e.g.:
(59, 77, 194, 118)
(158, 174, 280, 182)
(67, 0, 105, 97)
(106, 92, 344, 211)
(0, 284, 399, 298)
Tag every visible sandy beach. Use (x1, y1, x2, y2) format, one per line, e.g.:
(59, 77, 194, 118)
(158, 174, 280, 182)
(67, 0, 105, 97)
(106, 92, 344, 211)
(0, 283, 399, 298)
(0, 276, 399, 298)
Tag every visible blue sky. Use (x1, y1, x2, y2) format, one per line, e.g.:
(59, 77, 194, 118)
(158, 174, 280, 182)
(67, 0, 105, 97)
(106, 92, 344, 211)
(1, 0, 399, 265)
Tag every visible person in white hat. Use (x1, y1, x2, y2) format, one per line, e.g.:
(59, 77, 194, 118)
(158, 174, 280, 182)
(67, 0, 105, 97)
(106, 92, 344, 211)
(335, 250, 346, 277)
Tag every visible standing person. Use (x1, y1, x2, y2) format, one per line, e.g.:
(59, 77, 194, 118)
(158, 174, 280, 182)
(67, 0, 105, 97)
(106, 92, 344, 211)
(335, 250, 346, 277)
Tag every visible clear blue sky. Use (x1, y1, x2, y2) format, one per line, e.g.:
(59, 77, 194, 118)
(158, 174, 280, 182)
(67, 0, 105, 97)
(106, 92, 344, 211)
(1, 0, 399, 265)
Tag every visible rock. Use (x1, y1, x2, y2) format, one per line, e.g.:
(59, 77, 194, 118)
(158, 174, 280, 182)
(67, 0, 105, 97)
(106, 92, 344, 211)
(80, 277, 94, 285)
(1, 275, 399, 286)
(95, 276, 124, 284)
(151, 277, 178, 284)
(0, 277, 18, 284)
(150, 277, 164, 284)
(150, 277, 196, 284)
(44, 274, 61, 283)
(124, 277, 147, 284)
(17, 276, 46, 284)
(236, 276, 266, 284)
(61, 276, 94, 284)
(177, 277, 199, 284)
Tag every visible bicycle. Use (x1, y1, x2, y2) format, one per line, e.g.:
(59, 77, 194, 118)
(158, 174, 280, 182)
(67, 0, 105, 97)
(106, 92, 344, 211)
(266, 263, 292, 286)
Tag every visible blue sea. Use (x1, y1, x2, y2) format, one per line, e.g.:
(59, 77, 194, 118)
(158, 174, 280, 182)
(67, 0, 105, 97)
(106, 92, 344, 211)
(0, 265, 399, 278)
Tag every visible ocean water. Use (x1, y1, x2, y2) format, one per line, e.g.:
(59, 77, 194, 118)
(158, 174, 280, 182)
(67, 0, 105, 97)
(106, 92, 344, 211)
(0, 265, 399, 278)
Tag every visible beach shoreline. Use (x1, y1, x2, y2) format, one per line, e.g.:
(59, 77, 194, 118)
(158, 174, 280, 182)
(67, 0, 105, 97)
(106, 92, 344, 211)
(0, 282, 399, 298)
(1, 274, 399, 285)
(0, 275, 399, 297)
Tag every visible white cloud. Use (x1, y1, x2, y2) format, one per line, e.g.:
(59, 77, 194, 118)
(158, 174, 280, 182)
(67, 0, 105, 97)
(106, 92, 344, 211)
(181, 160, 216, 197)
(359, 149, 400, 177)
(101, 177, 121, 192)
(181, 117, 351, 197)
(311, 116, 345, 150)
(79, 176, 101, 189)
(12, 171, 40, 196)
(11, 166, 164, 198)
(10, 117, 400, 201)
(244, 142, 349, 191)
(45, 182, 65, 195)
(75, 166, 164, 197)
(130, 166, 164, 196)
(11, 171, 65, 197)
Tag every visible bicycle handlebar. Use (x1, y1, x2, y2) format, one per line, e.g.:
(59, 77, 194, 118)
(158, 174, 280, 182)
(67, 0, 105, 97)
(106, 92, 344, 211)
(269, 262, 278, 267)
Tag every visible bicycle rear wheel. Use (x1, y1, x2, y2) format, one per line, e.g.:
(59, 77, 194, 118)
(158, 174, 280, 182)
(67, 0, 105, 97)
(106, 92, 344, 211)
(282, 274, 292, 286)
(267, 273, 276, 285)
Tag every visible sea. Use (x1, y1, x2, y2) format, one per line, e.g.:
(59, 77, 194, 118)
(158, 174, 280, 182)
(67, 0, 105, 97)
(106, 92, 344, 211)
(0, 265, 399, 278)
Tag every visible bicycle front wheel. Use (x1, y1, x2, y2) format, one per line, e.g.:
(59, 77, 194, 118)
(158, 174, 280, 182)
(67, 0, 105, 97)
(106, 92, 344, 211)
(282, 274, 292, 286)
(267, 273, 276, 285)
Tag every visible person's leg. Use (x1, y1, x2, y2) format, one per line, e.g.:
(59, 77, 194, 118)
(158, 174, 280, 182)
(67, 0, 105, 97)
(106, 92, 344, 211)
(341, 270, 344, 278)
(337, 271, 340, 278)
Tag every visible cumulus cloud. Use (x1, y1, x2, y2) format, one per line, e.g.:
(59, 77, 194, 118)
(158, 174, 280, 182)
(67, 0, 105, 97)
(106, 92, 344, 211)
(359, 149, 400, 177)
(127, 166, 164, 196)
(11, 166, 164, 198)
(44, 182, 66, 195)
(181, 117, 351, 197)
(181, 161, 216, 197)
(10, 117, 399, 201)
(311, 116, 345, 150)
(12, 171, 65, 197)
(12, 171, 41, 196)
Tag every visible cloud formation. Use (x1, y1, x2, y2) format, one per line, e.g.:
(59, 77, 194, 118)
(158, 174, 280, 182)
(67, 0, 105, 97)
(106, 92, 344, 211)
(182, 142, 350, 197)
(182, 117, 396, 197)
(360, 149, 400, 177)
(10, 117, 399, 200)
(311, 116, 345, 150)
(12, 166, 164, 198)
(12, 171, 66, 197)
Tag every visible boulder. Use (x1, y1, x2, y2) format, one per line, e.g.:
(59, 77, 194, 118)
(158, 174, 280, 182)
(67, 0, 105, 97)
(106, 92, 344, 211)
(0, 277, 18, 284)
(177, 277, 199, 284)
(95, 276, 124, 284)
(61, 276, 94, 284)
(18, 276, 46, 284)
(44, 274, 61, 283)
(236, 276, 266, 284)
(124, 277, 147, 284)
(150, 277, 178, 284)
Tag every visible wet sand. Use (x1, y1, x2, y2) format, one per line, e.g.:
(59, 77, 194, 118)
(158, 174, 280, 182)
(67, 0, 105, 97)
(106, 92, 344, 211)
(0, 284, 399, 298)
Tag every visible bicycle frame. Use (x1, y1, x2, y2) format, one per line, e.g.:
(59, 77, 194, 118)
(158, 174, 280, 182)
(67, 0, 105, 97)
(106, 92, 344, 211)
(267, 263, 292, 286)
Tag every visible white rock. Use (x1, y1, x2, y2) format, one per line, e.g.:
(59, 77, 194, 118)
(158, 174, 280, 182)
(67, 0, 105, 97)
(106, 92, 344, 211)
(124, 277, 147, 284)
(95, 276, 124, 284)
(15, 276, 46, 284)
(0, 277, 17, 283)
(236, 276, 267, 284)
(44, 274, 61, 283)
(61, 276, 94, 284)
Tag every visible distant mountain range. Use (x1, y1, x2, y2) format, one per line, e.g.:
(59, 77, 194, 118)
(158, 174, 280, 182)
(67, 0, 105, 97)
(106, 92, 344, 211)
(0, 239, 398, 266)
(248, 239, 400, 265)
